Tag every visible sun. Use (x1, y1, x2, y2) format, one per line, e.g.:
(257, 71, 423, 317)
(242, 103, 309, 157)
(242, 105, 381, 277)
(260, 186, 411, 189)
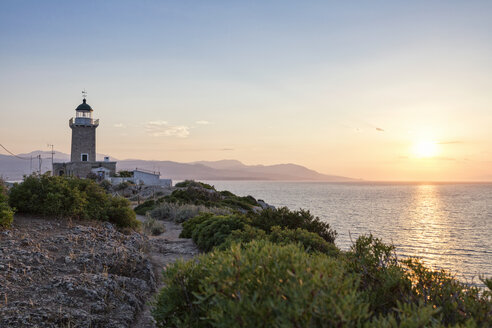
(412, 140, 439, 158)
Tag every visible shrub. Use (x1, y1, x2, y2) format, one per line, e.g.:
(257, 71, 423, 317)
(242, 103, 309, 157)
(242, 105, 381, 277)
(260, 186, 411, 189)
(0, 202, 14, 229)
(152, 241, 370, 327)
(153, 237, 492, 327)
(163, 181, 261, 212)
(251, 207, 337, 243)
(218, 224, 268, 250)
(152, 257, 207, 327)
(0, 181, 14, 228)
(402, 258, 492, 326)
(343, 234, 411, 314)
(366, 301, 441, 327)
(165, 187, 222, 206)
(190, 214, 246, 252)
(150, 202, 231, 223)
(220, 225, 339, 256)
(117, 170, 133, 177)
(99, 179, 112, 191)
(69, 178, 112, 220)
(134, 199, 156, 215)
(268, 226, 339, 256)
(341, 235, 492, 326)
(9, 174, 87, 218)
(143, 215, 166, 236)
(180, 213, 213, 239)
(115, 181, 132, 190)
(106, 196, 140, 229)
(8, 174, 140, 228)
(175, 180, 214, 190)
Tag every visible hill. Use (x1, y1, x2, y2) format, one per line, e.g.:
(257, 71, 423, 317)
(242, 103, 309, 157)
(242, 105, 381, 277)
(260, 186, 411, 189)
(0, 151, 354, 182)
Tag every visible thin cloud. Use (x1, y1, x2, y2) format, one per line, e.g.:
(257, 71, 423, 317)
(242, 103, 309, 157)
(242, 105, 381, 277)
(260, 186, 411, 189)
(114, 123, 126, 128)
(434, 156, 456, 161)
(196, 120, 211, 125)
(376, 127, 384, 132)
(438, 141, 464, 144)
(145, 121, 190, 138)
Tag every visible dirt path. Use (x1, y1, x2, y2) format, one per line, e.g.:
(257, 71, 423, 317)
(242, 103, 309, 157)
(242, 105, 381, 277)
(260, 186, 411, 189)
(132, 215, 199, 328)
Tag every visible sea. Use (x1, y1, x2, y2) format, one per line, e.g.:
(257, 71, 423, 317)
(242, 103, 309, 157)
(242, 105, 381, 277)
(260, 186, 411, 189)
(204, 181, 492, 286)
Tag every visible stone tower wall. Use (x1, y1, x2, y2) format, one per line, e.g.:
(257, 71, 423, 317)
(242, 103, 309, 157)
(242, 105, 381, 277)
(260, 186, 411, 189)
(70, 125, 96, 162)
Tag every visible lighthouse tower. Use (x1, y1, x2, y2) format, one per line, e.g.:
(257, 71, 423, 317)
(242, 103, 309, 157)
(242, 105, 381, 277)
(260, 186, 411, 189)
(52, 91, 116, 178)
(70, 95, 99, 162)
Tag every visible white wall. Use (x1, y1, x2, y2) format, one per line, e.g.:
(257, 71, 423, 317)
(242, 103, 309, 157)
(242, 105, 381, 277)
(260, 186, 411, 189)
(133, 170, 160, 185)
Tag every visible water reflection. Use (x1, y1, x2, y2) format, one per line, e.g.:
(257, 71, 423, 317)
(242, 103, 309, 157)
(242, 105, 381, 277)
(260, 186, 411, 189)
(396, 185, 472, 283)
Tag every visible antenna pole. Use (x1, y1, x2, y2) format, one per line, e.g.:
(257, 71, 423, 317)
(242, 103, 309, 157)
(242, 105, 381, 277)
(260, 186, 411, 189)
(38, 155, 42, 175)
(48, 144, 55, 176)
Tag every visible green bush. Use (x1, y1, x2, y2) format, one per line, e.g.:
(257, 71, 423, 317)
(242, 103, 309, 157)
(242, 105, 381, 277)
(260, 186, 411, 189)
(153, 238, 492, 327)
(106, 196, 139, 228)
(268, 226, 339, 256)
(190, 214, 246, 252)
(150, 202, 231, 223)
(152, 241, 370, 327)
(0, 181, 14, 228)
(9, 174, 87, 218)
(218, 224, 268, 250)
(115, 181, 132, 190)
(180, 213, 214, 239)
(343, 235, 411, 315)
(117, 170, 133, 177)
(134, 199, 156, 215)
(251, 207, 337, 243)
(99, 179, 112, 191)
(152, 257, 206, 327)
(366, 301, 442, 328)
(181, 211, 337, 255)
(165, 187, 223, 206)
(220, 225, 339, 256)
(9, 174, 140, 228)
(402, 258, 492, 326)
(0, 202, 14, 229)
(163, 181, 261, 212)
(70, 178, 113, 220)
(175, 180, 214, 190)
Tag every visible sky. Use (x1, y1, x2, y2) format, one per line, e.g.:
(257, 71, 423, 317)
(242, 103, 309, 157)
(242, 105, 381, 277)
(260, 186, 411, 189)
(1, 0, 491, 181)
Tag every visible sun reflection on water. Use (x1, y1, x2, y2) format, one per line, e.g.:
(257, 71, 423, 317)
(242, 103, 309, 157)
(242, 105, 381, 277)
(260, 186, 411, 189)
(399, 184, 465, 280)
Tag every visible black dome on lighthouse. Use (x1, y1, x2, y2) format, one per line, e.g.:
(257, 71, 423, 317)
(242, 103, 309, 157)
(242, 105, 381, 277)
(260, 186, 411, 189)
(76, 99, 93, 111)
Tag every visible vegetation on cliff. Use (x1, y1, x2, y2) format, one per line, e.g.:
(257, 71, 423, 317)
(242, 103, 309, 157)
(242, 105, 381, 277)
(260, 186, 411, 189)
(154, 238, 492, 327)
(134, 180, 263, 215)
(0, 180, 14, 228)
(152, 180, 492, 328)
(8, 174, 140, 228)
(149, 202, 231, 223)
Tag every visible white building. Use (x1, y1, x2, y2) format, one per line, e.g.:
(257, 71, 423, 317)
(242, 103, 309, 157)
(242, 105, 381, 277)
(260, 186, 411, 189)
(110, 168, 172, 187)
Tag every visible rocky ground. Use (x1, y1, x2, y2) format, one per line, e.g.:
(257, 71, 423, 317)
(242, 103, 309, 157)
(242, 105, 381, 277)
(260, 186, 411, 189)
(0, 215, 199, 328)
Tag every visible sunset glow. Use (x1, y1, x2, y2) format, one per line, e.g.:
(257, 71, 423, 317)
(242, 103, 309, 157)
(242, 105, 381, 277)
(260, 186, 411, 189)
(1, 1, 491, 181)
(412, 140, 439, 159)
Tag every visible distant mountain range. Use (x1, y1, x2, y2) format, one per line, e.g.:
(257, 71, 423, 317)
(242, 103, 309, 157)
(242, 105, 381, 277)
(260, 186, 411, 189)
(0, 151, 355, 182)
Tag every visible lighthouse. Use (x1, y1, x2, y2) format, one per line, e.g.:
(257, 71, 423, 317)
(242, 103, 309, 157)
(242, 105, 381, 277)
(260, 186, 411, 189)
(52, 92, 116, 179)
(70, 96, 98, 162)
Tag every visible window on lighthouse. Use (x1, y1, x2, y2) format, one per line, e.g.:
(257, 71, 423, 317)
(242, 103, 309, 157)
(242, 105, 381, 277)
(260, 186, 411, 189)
(81, 153, 88, 162)
(76, 111, 92, 118)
